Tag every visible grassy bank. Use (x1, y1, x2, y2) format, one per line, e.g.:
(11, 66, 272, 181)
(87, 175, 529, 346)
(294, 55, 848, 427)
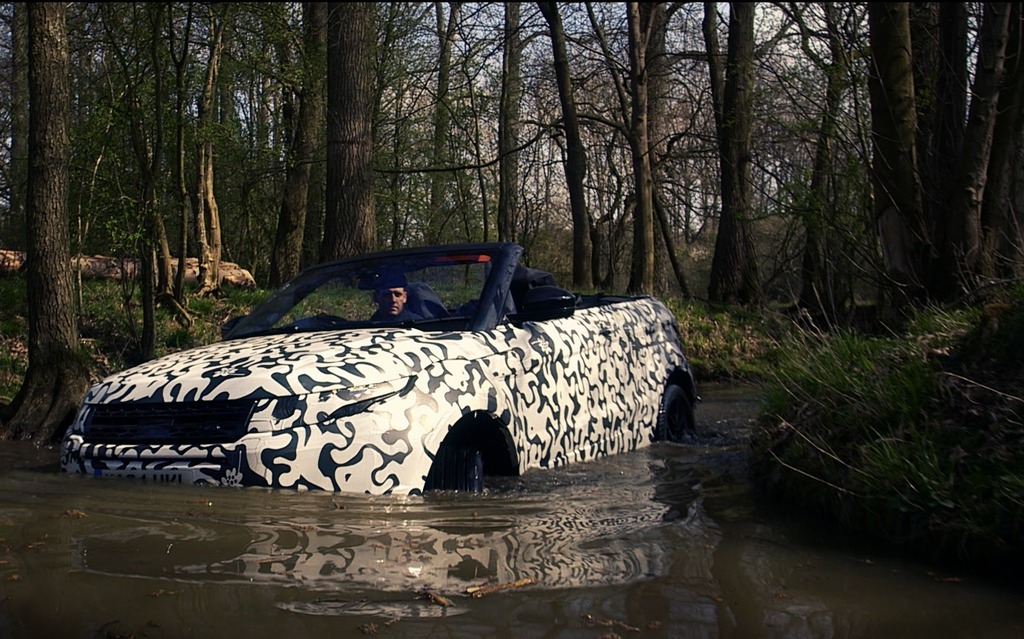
(665, 298, 789, 381)
(750, 294, 1024, 579)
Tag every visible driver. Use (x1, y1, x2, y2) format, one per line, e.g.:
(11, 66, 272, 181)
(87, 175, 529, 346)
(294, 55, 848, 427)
(370, 274, 423, 322)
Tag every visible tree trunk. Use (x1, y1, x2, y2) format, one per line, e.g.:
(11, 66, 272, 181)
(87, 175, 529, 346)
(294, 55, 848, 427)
(933, 1, 1013, 300)
(270, 2, 327, 287)
(537, 1, 593, 290)
(467, 75, 490, 241)
(702, 2, 725, 117)
(2, 3, 90, 443)
(646, 2, 691, 298)
(796, 3, 847, 320)
(424, 2, 459, 244)
(321, 2, 376, 261)
(386, 85, 407, 250)
(706, 2, 760, 304)
(980, 3, 1024, 279)
(170, 3, 195, 303)
(910, 2, 941, 176)
(149, 2, 173, 304)
(867, 2, 928, 311)
(915, 2, 968, 300)
(626, 2, 655, 295)
(193, 6, 228, 297)
(497, 1, 523, 243)
(113, 2, 169, 358)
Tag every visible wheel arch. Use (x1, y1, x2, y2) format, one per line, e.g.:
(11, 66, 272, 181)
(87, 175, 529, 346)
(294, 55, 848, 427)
(666, 365, 698, 405)
(429, 410, 520, 479)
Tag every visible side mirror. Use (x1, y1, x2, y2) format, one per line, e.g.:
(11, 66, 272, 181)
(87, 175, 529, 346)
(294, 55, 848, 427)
(513, 285, 576, 322)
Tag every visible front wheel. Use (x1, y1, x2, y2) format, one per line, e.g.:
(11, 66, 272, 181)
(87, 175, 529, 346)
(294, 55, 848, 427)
(425, 444, 483, 492)
(655, 383, 696, 443)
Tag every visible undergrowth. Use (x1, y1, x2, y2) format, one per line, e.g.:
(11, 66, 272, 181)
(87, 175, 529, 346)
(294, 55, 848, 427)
(752, 295, 1024, 578)
(0, 275, 266, 398)
(0, 278, 28, 404)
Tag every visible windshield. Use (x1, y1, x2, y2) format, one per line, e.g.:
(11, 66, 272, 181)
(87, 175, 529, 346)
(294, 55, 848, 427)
(225, 245, 519, 339)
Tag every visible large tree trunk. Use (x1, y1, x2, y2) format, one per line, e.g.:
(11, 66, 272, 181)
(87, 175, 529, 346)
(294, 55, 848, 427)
(321, 2, 376, 261)
(868, 2, 928, 312)
(706, 2, 760, 304)
(981, 3, 1024, 278)
(537, 2, 593, 290)
(2, 3, 90, 443)
(625, 2, 655, 295)
(270, 2, 327, 287)
(914, 3, 968, 300)
(931, 2, 1012, 301)
(497, 1, 523, 243)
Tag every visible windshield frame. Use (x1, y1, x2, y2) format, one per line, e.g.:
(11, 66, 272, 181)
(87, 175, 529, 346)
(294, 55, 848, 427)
(224, 243, 522, 340)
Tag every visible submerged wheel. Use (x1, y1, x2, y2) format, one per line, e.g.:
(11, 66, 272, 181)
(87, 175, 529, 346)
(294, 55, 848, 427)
(656, 383, 696, 443)
(426, 444, 484, 492)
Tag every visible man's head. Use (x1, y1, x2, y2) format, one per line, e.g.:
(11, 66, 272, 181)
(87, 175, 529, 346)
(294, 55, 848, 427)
(374, 285, 408, 317)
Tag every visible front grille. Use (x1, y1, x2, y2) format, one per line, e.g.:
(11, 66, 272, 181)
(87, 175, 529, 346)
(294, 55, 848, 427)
(84, 399, 255, 445)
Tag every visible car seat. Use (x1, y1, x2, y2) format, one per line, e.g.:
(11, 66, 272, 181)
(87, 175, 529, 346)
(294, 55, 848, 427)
(405, 282, 448, 319)
(510, 265, 557, 312)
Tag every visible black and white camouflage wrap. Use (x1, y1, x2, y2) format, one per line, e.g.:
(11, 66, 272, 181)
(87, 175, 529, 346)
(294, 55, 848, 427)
(61, 297, 689, 495)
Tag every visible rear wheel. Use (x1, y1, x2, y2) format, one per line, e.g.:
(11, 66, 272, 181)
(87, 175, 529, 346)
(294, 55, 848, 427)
(425, 443, 484, 492)
(656, 383, 696, 443)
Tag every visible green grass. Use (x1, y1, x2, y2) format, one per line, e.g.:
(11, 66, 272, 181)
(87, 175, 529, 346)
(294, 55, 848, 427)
(666, 298, 790, 381)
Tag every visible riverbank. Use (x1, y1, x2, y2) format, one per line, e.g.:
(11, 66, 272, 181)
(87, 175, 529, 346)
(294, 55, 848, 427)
(748, 296, 1024, 581)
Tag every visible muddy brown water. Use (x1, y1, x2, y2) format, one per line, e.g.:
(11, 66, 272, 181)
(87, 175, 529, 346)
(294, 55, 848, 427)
(1, 383, 1022, 638)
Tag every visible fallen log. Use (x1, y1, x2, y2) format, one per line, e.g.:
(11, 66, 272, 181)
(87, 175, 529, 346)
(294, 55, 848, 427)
(0, 249, 256, 288)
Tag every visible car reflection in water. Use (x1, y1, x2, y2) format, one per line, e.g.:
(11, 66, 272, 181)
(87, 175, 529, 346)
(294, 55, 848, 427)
(71, 473, 714, 600)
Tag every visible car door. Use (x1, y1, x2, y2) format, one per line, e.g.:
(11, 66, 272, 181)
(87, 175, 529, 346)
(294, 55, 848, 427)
(494, 311, 611, 471)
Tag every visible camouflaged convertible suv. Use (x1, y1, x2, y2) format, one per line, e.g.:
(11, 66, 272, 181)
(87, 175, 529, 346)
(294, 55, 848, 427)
(60, 242, 698, 495)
